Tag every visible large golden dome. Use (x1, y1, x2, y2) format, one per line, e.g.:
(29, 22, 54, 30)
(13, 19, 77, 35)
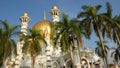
(32, 11, 51, 37)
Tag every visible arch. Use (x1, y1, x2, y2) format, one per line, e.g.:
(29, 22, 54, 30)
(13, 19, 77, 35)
(65, 58, 71, 64)
(52, 61, 60, 68)
(65, 58, 73, 68)
(81, 57, 90, 68)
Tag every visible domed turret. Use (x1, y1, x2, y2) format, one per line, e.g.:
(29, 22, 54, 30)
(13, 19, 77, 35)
(50, 5, 61, 23)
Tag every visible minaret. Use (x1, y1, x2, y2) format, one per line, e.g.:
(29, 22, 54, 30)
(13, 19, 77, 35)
(13, 12, 30, 68)
(50, 6, 61, 52)
(50, 5, 60, 24)
(20, 12, 30, 35)
(50, 5, 63, 67)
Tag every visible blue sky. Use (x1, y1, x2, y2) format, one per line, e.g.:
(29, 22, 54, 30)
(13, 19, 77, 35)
(0, 0, 120, 49)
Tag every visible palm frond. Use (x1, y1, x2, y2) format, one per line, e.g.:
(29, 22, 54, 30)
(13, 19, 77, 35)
(106, 2, 112, 18)
(95, 5, 102, 11)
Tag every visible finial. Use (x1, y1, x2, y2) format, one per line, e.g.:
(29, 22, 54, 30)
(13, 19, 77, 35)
(44, 10, 46, 20)
(20, 12, 30, 23)
(23, 12, 28, 17)
(52, 5, 58, 10)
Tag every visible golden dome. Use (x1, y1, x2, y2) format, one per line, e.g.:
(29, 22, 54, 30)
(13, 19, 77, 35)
(32, 20, 51, 37)
(32, 11, 51, 37)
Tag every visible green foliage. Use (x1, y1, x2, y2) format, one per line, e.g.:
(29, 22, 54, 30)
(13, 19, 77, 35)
(111, 46, 120, 64)
(95, 40, 109, 58)
(53, 13, 85, 52)
(22, 29, 46, 68)
(0, 20, 20, 67)
(22, 29, 46, 55)
(77, 3, 115, 67)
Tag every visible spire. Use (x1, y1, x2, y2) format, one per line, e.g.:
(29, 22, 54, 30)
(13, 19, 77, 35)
(44, 10, 46, 20)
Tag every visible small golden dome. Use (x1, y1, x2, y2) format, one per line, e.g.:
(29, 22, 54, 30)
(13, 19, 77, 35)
(32, 20, 51, 37)
(23, 12, 28, 17)
(52, 5, 58, 10)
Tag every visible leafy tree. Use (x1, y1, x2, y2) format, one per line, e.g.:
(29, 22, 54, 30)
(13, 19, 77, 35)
(102, 2, 120, 45)
(77, 4, 112, 67)
(22, 29, 46, 68)
(95, 41, 109, 59)
(109, 16, 120, 45)
(53, 13, 85, 66)
(0, 20, 20, 68)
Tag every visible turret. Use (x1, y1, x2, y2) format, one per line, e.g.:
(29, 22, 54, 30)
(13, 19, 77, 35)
(13, 12, 30, 68)
(50, 6, 62, 59)
(20, 12, 30, 35)
(50, 6, 60, 24)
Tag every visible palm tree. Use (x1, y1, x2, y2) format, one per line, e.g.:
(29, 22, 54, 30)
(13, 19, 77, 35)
(110, 16, 120, 45)
(53, 14, 74, 64)
(102, 2, 120, 45)
(77, 4, 112, 67)
(54, 13, 72, 52)
(0, 20, 20, 68)
(101, 2, 112, 40)
(22, 29, 46, 68)
(95, 41, 109, 61)
(111, 46, 120, 68)
(53, 13, 85, 67)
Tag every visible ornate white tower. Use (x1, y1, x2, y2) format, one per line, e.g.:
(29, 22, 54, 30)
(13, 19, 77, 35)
(50, 5, 60, 24)
(20, 12, 30, 35)
(13, 12, 30, 68)
(50, 5, 64, 68)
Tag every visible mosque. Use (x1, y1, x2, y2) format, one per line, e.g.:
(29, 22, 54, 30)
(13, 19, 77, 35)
(6, 6, 104, 68)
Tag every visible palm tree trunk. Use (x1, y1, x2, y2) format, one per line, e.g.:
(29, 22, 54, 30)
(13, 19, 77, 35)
(114, 30, 120, 45)
(2, 59, 6, 68)
(105, 56, 108, 68)
(31, 53, 35, 68)
(96, 27, 108, 68)
(78, 45, 81, 64)
(77, 38, 82, 65)
(71, 34, 75, 62)
(69, 41, 74, 68)
(2, 42, 7, 68)
(70, 44, 73, 61)
(31, 45, 35, 68)
(2, 51, 7, 68)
